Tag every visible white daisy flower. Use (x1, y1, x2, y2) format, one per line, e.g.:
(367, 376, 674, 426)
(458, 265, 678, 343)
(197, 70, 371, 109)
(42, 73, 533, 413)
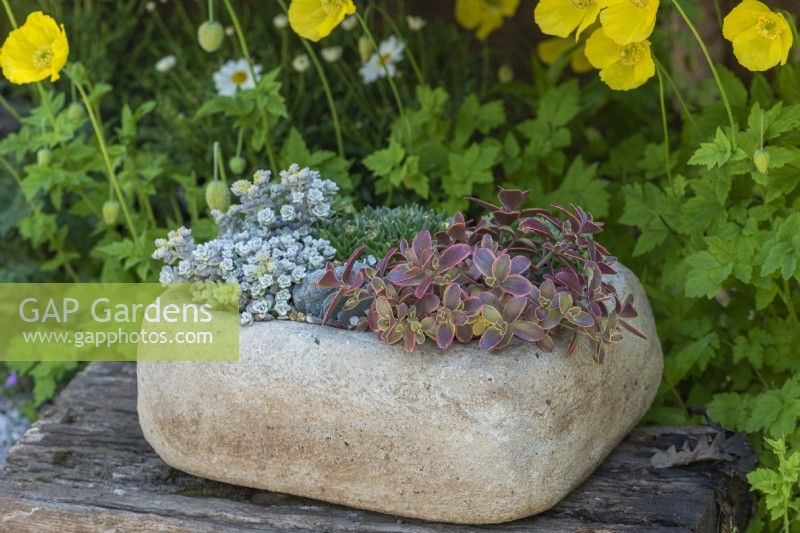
(273, 13, 288, 29)
(406, 15, 427, 31)
(292, 53, 310, 73)
(213, 58, 262, 96)
(359, 35, 405, 84)
(341, 15, 358, 31)
(321, 46, 343, 63)
(155, 54, 176, 73)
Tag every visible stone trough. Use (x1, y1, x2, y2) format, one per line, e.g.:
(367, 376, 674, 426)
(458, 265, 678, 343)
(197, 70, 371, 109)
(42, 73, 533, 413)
(137, 264, 663, 524)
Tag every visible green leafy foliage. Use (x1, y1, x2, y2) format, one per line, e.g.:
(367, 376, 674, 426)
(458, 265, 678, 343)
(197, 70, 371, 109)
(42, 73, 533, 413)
(747, 438, 800, 529)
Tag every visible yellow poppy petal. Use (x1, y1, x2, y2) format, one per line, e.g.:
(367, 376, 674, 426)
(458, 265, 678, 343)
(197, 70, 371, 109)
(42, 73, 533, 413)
(0, 11, 69, 85)
(458, 0, 520, 40)
(584, 27, 620, 69)
(585, 28, 654, 90)
(599, 0, 659, 45)
(535, 0, 596, 38)
(537, 38, 573, 64)
(570, 44, 593, 73)
(723, 0, 793, 71)
(288, 0, 356, 42)
(722, 0, 772, 40)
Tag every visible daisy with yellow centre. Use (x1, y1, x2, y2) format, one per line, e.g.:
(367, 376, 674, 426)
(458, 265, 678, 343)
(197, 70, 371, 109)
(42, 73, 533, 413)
(287, 0, 356, 42)
(455, 0, 521, 40)
(212, 58, 263, 96)
(599, 0, 659, 45)
(360, 35, 405, 84)
(534, 0, 607, 40)
(584, 27, 655, 90)
(722, 0, 793, 71)
(0, 11, 69, 84)
(537, 37, 593, 73)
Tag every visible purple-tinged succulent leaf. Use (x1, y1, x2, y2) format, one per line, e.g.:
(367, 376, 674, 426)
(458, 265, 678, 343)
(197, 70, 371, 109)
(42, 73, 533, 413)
(498, 188, 529, 211)
(446, 212, 468, 242)
(442, 283, 461, 309)
(616, 294, 638, 318)
(502, 275, 533, 297)
(472, 247, 495, 278)
(536, 334, 555, 353)
(440, 243, 472, 270)
(479, 327, 504, 351)
(512, 321, 545, 342)
(436, 322, 456, 349)
(482, 305, 503, 324)
(540, 309, 563, 330)
(566, 307, 595, 327)
(510, 255, 531, 275)
(316, 264, 341, 288)
(540, 279, 556, 301)
(411, 230, 432, 260)
(465, 196, 500, 212)
(463, 296, 483, 315)
(619, 319, 647, 339)
(492, 253, 511, 280)
(416, 293, 441, 316)
(413, 276, 434, 299)
(456, 324, 473, 343)
(502, 296, 527, 322)
(492, 211, 519, 226)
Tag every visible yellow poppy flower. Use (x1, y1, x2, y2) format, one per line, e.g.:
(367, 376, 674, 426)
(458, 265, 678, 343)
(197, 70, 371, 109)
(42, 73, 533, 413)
(599, 0, 659, 45)
(287, 0, 356, 42)
(722, 0, 793, 71)
(0, 11, 68, 84)
(455, 0, 521, 40)
(584, 28, 654, 90)
(534, 0, 607, 40)
(537, 37, 593, 73)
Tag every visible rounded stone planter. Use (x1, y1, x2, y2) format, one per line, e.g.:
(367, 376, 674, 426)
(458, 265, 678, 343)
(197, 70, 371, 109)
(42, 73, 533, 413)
(137, 265, 662, 525)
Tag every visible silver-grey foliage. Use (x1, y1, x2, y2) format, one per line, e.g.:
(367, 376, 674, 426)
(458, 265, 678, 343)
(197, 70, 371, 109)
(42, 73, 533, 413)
(153, 164, 338, 324)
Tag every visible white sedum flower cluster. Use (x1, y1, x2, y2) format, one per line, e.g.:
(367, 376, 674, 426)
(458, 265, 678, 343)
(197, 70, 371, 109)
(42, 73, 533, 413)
(153, 164, 338, 325)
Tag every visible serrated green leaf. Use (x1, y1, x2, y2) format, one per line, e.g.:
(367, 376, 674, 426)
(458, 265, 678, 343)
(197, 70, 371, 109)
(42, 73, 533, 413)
(682, 250, 732, 298)
(756, 213, 800, 280)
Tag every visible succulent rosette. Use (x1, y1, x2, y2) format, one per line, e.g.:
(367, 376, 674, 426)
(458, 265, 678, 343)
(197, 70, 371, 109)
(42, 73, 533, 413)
(318, 188, 643, 360)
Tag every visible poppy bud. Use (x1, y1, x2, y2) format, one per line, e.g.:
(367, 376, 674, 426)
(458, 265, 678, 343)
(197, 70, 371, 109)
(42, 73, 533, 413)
(66, 102, 84, 122)
(102, 200, 120, 225)
(358, 36, 373, 63)
(197, 21, 224, 52)
(497, 64, 513, 83)
(36, 148, 52, 166)
(754, 149, 770, 174)
(228, 156, 246, 175)
(205, 181, 230, 212)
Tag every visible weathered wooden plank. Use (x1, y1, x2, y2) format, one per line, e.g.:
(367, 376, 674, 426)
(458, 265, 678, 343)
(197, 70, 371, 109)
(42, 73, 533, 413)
(0, 363, 754, 532)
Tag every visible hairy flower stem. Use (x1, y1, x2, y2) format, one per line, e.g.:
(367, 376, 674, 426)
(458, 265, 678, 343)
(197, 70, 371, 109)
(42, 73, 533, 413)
(654, 58, 698, 133)
(73, 80, 142, 251)
(671, 0, 737, 141)
(221, 0, 278, 175)
(0, 0, 16, 27)
(276, 0, 344, 159)
(375, 5, 426, 86)
(656, 67, 673, 182)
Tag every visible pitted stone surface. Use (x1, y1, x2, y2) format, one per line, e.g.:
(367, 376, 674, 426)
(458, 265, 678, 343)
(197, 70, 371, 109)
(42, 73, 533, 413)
(138, 264, 662, 524)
